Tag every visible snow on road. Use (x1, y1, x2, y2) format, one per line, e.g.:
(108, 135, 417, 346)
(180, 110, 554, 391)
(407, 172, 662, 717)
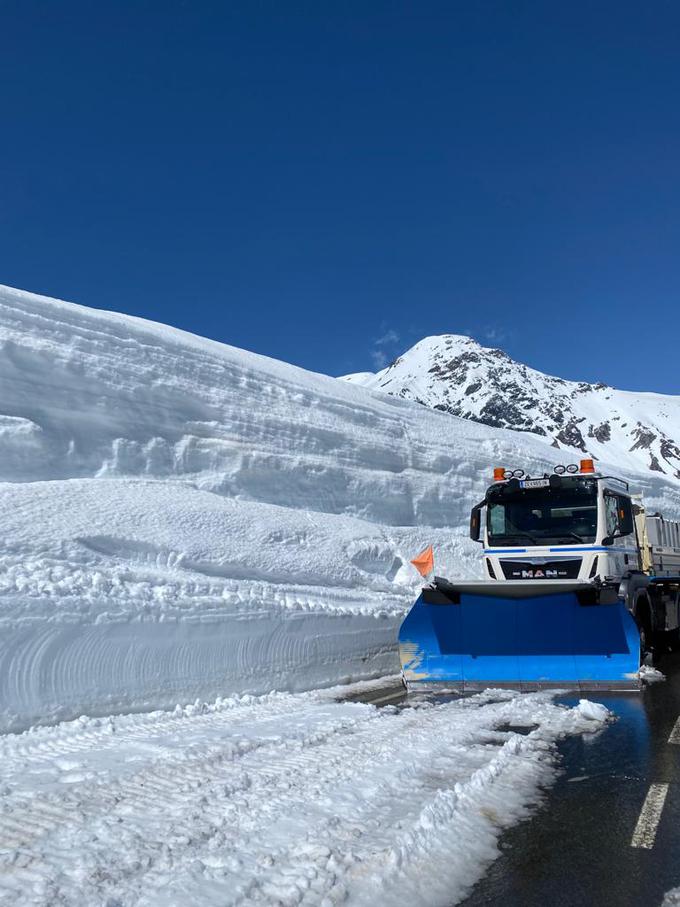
(0, 686, 608, 907)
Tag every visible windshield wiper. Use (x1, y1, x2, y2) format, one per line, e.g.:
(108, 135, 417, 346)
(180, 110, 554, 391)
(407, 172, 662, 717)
(554, 532, 586, 543)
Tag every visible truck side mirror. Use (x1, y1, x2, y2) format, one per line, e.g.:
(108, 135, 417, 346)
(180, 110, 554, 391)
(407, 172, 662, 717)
(470, 503, 484, 542)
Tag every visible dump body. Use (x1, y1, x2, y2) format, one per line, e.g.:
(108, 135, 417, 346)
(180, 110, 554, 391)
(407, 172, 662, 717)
(642, 515, 680, 576)
(399, 578, 642, 691)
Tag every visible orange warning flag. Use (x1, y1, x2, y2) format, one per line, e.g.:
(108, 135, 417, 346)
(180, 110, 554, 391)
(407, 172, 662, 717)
(411, 545, 434, 577)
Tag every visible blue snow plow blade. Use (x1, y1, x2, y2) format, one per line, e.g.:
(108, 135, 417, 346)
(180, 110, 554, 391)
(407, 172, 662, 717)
(399, 579, 642, 691)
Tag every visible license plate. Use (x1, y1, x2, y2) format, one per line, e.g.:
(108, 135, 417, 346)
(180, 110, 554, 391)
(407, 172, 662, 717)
(520, 478, 550, 489)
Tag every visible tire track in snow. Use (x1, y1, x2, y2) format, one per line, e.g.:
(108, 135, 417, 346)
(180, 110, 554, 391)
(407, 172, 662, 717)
(0, 696, 380, 845)
(0, 690, 609, 906)
(0, 693, 326, 843)
(0, 700, 381, 902)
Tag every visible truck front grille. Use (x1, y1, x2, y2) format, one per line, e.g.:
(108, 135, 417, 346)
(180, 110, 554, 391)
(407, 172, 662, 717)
(499, 559, 582, 580)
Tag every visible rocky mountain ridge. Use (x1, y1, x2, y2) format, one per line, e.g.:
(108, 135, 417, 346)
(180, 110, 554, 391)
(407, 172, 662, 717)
(342, 335, 680, 480)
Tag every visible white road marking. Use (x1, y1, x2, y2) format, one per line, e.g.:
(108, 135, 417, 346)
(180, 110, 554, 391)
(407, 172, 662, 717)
(668, 716, 680, 745)
(630, 783, 669, 849)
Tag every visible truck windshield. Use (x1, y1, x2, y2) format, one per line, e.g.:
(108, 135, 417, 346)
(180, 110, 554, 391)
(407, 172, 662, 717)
(486, 480, 598, 546)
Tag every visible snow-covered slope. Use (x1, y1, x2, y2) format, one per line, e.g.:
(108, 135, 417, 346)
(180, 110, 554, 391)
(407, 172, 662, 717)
(343, 334, 680, 479)
(2, 285, 679, 731)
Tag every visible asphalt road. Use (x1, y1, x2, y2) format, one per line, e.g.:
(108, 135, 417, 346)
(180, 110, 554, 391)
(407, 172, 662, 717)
(460, 652, 680, 907)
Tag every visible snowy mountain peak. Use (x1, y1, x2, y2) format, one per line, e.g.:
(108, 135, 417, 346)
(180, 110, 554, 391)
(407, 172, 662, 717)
(342, 334, 680, 480)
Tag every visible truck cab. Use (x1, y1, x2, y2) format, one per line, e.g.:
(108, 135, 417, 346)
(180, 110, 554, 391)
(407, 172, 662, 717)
(470, 460, 638, 586)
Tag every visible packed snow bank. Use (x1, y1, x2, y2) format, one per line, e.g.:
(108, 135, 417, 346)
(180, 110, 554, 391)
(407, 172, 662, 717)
(1, 284, 679, 730)
(0, 478, 473, 731)
(2, 285, 675, 520)
(0, 686, 609, 906)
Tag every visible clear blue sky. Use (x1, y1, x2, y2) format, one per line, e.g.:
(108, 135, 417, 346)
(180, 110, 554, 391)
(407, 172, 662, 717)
(1, 2, 679, 391)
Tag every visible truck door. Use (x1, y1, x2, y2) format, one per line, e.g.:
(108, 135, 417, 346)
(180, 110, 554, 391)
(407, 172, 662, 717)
(604, 493, 637, 573)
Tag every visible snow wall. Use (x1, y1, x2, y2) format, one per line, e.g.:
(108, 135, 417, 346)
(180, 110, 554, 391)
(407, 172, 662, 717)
(1, 284, 679, 731)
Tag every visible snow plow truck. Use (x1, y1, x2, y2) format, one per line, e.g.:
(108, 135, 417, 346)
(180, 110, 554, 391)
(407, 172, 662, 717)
(399, 459, 680, 691)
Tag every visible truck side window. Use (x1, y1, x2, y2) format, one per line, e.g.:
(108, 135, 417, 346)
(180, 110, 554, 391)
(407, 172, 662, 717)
(489, 504, 506, 536)
(605, 495, 619, 536)
(605, 494, 633, 538)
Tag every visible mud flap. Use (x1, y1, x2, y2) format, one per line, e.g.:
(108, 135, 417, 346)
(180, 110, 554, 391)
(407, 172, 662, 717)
(399, 583, 642, 691)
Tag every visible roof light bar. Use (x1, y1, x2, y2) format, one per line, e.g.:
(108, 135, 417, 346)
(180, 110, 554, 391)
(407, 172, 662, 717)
(493, 467, 527, 481)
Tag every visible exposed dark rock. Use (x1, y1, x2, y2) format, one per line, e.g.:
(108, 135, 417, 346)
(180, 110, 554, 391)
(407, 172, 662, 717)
(660, 437, 680, 459)
(650, 454, 665, 473)
(479, 396, 541, 433)
(589, 422, 611, 443)
(630, 426, 657, 452)
(660, 437, 680, 475)
(555, 420, 587, 451)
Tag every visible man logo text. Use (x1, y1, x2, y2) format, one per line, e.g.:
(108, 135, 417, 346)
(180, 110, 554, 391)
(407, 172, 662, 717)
(518, 569, 559, 579)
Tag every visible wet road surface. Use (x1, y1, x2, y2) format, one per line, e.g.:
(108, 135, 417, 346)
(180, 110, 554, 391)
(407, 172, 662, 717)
(461, 652, 680, 907)
(346, 660, 680, 904)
